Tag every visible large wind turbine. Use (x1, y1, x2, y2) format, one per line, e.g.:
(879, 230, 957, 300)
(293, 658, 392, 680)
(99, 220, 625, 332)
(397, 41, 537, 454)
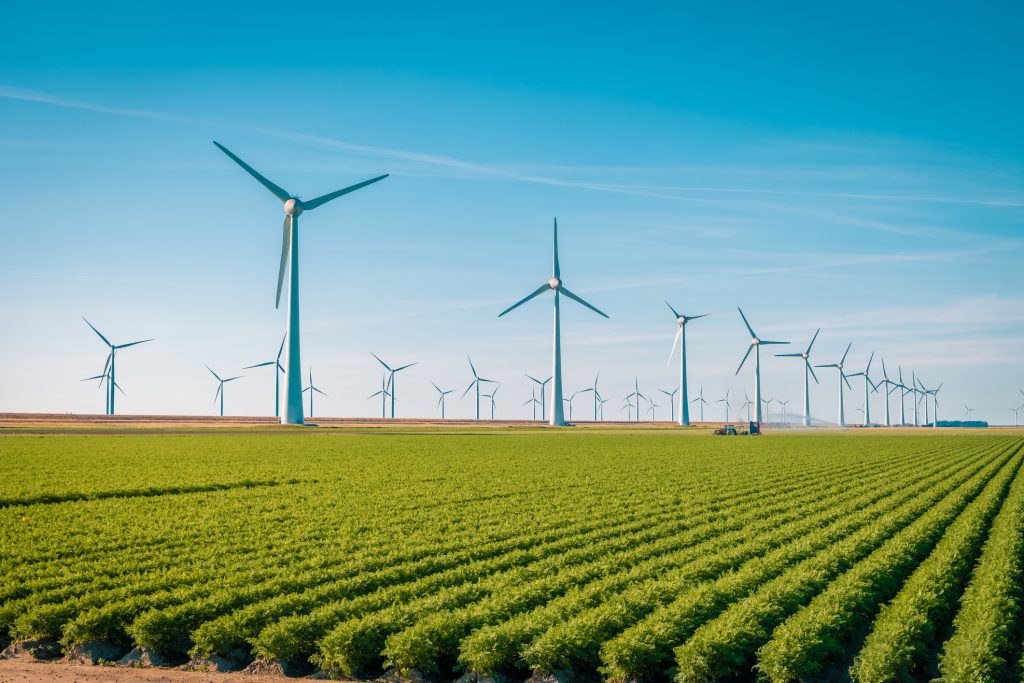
(432, 382, 455, 419)
(372, 353, 416, 418)
(498, 219, 609, 426)
(734, 308, 789, 423)
(206, 365, 241, 417)
(303, 368, 328, 417)
(815, 342, 853, 426)
(776, 328, 820, 426)
(244, 334, 286, 418)
(665, 301, 707, 426)
(213, 142, 387, 425)
(462, 356, 496, 420)
(83, 318, 153, 415)
(846, 352, 876, 427)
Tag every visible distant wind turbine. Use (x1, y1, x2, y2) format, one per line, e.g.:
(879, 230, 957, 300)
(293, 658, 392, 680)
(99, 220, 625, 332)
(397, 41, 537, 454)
(964, 404, 975, 422)
(213, 141, 387, 425)
(462, 356, 496, 420)
(82, 318, 152, 416)
(1011, 404, 1022, 427)
(647, 394, 660, 421)
(367, 374, 392, 418)
(691, 385, 708, 422)
(740, 393, 753, 422)
(815, 342, 853, 426)
(372, 353, 416, 418)
(206, 365, 241, 417)
(778, 399, 791, 424)
(482, 384, 501, 420)
(432, 382, 455, 419)
(81, 368, 123, 414)
(846, 352, 876, 427)
(735, 308, 788, 423)
(625, 378, 647, 423)
(302, 367, 328, 417)
(717, 388, 732, 422)
(876, 359, 901, 427)
(525, 374, 552, 421)
(523, 386, 541, 420)
(659, 387, 680, 423)
(244, 334, 286, 418)
(776, 328, 820, 427)
(498, 219, 609, 426)
(566, 388, 592, 422)
(589, 372, 603, 421)
(665, 301, 707, 426)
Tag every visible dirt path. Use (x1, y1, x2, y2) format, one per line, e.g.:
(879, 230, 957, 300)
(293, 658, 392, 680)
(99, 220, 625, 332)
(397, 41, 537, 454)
(0, 659, 301, 682)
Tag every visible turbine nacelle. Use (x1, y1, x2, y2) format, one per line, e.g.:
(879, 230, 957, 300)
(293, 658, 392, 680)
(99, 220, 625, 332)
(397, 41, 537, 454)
(283, 198, 304, 217)
(549, 277, 561, 290)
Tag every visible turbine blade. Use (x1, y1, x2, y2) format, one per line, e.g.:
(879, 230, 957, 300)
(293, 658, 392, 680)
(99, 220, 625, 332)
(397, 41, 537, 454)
(806, 328, 820, 354)
(277, 334, 287, 360)
(776, 353, 803, 357)
(115, 382, 126, 396)
(205, 365, 222, 381)
(394, 363, 417, 372)
(82, 317, 112, 347)
(807, 361, 819, 383)
(737, 307, 757, 339)
(371, 352, 392, 372)
(552, 218, 560, 279)
(689, 314, 709, 321)
(214, 383, 222, 404)
(735, 344, 754, 375)
(461, 380, 476, 398)
(467, 355, 477, 378)
(843, 373, 853, 390)
(559, 286, 609, 318)
(525, 373, 541, 384)
(276, 215, 292, 309)
(664, 299, 681, 319)
(302, 174, 389, 211)
(498, 283, 550, 317)
(244, 361, 276, 369)
(841, 342, 852, 365)
(115, 339, 153, 349)
(667, 326, 682, 366)
(314, 388, 328, 396)
(759, 340, 789, 345)
(213, 142, 290, 202)
(866, 352, 875, 374)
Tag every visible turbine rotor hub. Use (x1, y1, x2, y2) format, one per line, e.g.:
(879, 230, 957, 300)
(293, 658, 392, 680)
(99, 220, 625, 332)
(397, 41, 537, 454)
(752, 338, 760, 345)
(284, 198, 304, 216)
(549, 277, 561, 289)
(678, 317, 685, 325)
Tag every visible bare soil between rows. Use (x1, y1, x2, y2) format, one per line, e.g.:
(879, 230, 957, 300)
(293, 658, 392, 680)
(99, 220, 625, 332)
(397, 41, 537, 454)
(0, 657, 307, 682)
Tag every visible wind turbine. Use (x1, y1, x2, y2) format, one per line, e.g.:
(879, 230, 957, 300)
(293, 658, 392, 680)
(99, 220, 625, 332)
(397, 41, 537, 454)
(846, 352, 876, 427)
(659, 387, 680, 423)
(778, 399, 791, 424)
(206, 365, 241, 417)
(497, 219, 609, 426)
(740, 393, 753, 422)
(691, 385, 708, 423)
(815, 342, 853, 426)
(964, 404, 975, 422)
(81, 368, 123, 414)
(716, 388, 732, 422)
(761, 397, 775, 423)
(876, 359, 900, 428)
(567, 388, 592, 422)
(589, 372, 603, 421)
(303, 367, 328, 417)
(625, 378, 647, 423)
(621, 399, 634, 420)
(371, 353, 416, 419)
(368, 374, 392, 419)
(665, 301, 707, 426)
(213, 141, 387, 425)
(598, 396, 608, 420)
(734, 308, 789, 423)
(898, 366, 909, 426)
(244, 334, 286, 418)
(647, 394, 660, 421)
(525, 374, 552, 422)
(918, 380, 942, 427)
(523, 386, 541, 420)
(482, 384, 500, 420)
(776, 328, 820, 427)
(1010, 404, 1022, 428)
(432, 382, 455, 419)
(82, 318, 152, 415)
(462, 356, 496, 420)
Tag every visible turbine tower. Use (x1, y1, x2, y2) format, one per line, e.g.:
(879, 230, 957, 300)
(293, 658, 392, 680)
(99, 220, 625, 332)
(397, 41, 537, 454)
(483, 384, 500, 420)
(589, 372, 603, 421)
(498, 219, 608, 426)
(846, 352, 876, 427)
(665, 301, 707, 426)
(523, 387, 541, 420)
(691, 385, 708, 422)
(368, 374, 392, 419)
(372, 353, 416, 418)
(213, 142, 387, 425)
(659, 387, 680, 423)
(877, 359, 900, 427)
(243, 334, 286, 418)
(83, 318, 152, 416)
(81, 368, 123, 414)
(303, 368, 327, 417)
(776, 328, 820, 427)
(462, 356, 496, 420)
(626, 378, 646, 423)
(432, 382, 455, 419)
(716, 388, 732, 422)
(206, 365, 241, 417)
(815, 342, 853, 426)
(734, 308, 789, 423)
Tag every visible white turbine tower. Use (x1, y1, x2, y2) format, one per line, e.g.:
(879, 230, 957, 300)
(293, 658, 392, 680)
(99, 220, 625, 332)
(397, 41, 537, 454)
(206, 365, 241, 417)
(898, 366, 909, 426)
(734, 308, 789, 423)
(303, 368, 328, 418)
(691, 385, 708, 423)
(877, 359, 900, 428)
(776, 328, 820, 427)
(525, 374, 552, 422)
(372, 353, 416, 419)
(462, 356, 496, 420)
(432, 382, 455, 419)
(498, 219, 608, 426)
(665, 301, 707, 426)
(815, 342, 853, 426)
(243, 335, 286, 418)
(847, 352, 876, 427)
(83, 318, 152, 415)
(213, 142, 387, 425)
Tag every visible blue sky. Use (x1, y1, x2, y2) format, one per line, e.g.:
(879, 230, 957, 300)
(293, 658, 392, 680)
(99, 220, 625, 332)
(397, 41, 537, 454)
(1, 1, 1022, 423)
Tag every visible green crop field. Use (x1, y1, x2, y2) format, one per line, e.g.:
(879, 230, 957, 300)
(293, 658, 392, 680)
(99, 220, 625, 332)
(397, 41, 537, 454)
(2, 429, 1024, 682)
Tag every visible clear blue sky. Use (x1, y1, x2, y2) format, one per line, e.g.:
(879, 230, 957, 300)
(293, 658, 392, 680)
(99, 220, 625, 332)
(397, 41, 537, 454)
(1, 1, 1022, 423)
